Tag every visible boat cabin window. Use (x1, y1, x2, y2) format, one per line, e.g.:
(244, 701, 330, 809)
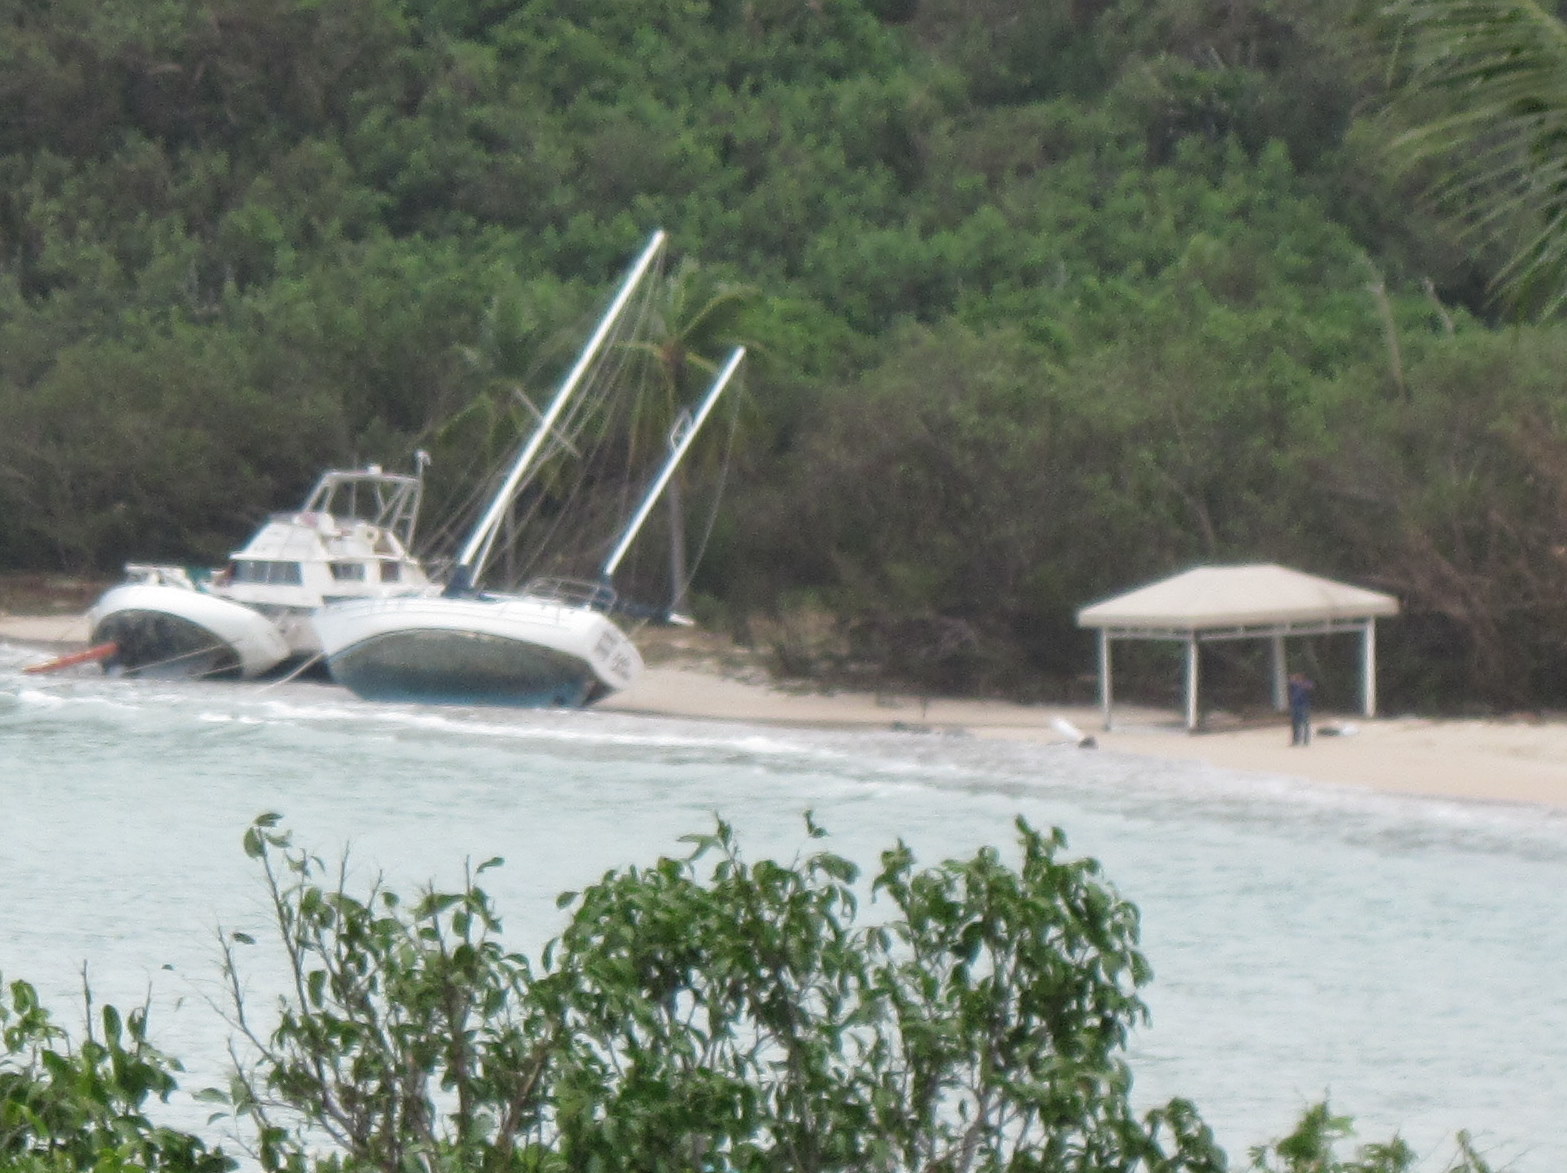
(329, 562, 367, 582)
(232, 559, 303, 585)
(380, 561, 402, 583)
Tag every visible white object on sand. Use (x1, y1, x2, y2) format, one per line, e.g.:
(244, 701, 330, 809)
(1051, 716, 1097, 748)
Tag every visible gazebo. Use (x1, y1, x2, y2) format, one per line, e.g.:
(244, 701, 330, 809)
(1076, 564, 1400, 732)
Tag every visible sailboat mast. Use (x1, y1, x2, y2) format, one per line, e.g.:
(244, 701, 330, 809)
(453, 229, 668, 589)
(601, 346, 745, 581)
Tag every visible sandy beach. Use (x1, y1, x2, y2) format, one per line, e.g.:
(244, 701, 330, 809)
(607, 664, 1567, 809)
(7, 611, 1567, 810)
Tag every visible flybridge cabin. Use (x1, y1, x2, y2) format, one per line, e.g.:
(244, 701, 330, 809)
(220, 466, 432, 617)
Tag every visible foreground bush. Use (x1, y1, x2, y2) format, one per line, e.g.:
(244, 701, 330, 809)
(0, 978, 231, 1173)
(4, 815, 1496, 1172)
(214, 814, 1226, 1173)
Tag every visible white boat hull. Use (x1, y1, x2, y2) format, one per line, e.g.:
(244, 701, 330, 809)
(87, 583, 291, 680)
(312, 594, 643, 707)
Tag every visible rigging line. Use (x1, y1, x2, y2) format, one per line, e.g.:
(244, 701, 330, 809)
(671, 381, 743, 606)
(473, 285, 662, 586)
(482, 358, 642, 585)
(461, 230, 667, 584)
(495, 290, 667, 590)
(510, 387, 582, 460)
(432, 250, 669, 592)
(422, 243, 671, 575)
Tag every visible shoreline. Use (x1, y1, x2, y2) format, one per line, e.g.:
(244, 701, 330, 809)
(608, 665, 1567, 810)
(7, 613, 1566, 810)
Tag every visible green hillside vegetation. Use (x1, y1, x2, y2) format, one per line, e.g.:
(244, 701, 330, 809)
(3, 0, 1565, 710)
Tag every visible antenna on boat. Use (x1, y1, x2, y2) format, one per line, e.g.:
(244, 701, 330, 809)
(445, 229, 668, 596)
(600, 346, 745, 581)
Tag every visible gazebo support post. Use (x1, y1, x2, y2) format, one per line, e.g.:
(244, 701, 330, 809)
(1184, 634, 1200, 732)
(1270, 634, 1287, 711)
(1098, 629, 1114, 731)
(1362, 620, 1377, 717)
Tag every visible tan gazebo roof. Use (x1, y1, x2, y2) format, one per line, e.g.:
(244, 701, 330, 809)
(1078, 564, 1399, 633)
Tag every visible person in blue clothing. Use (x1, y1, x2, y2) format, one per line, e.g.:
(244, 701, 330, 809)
(1287, 672, 1315, 746)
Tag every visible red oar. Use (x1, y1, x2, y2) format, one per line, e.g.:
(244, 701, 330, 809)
(23, 641, 118, 675)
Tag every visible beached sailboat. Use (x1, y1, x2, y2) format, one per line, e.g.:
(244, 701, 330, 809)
(311, 232, 744, 707)
(86, 464, 431, 679)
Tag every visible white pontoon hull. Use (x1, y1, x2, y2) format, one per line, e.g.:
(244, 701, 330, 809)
(82, 463, 431, 684)
(312, 594, 642, 707)
(87, 583, 291, 680)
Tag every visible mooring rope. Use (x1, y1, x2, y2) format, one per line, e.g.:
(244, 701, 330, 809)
(121, 641, 234, 677)
(259, 652, 323, 690)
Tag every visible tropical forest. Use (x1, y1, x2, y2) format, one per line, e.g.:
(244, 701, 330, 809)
(3, 0, 1566, 711)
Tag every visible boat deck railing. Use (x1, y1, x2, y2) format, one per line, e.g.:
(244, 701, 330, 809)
(524, 577, 619, 613)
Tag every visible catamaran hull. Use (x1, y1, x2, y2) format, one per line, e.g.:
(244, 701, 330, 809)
(87, 583, 291, 680)
(313, 596, 642, 707)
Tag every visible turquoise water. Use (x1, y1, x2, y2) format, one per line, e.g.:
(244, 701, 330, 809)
(3, 638, 1565, 1169)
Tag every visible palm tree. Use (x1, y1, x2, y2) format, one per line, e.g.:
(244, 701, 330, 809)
(1381, 0, 1567, 317)
(624, 258, 758, 612)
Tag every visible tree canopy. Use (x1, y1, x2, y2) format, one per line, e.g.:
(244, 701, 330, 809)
(4, 0, 1567, 710)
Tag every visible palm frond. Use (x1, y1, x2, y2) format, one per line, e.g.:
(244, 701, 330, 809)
(1383, 0, 1567, 315)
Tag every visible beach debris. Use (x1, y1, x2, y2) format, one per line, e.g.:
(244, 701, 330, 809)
(1051, 716, 1098, 748)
